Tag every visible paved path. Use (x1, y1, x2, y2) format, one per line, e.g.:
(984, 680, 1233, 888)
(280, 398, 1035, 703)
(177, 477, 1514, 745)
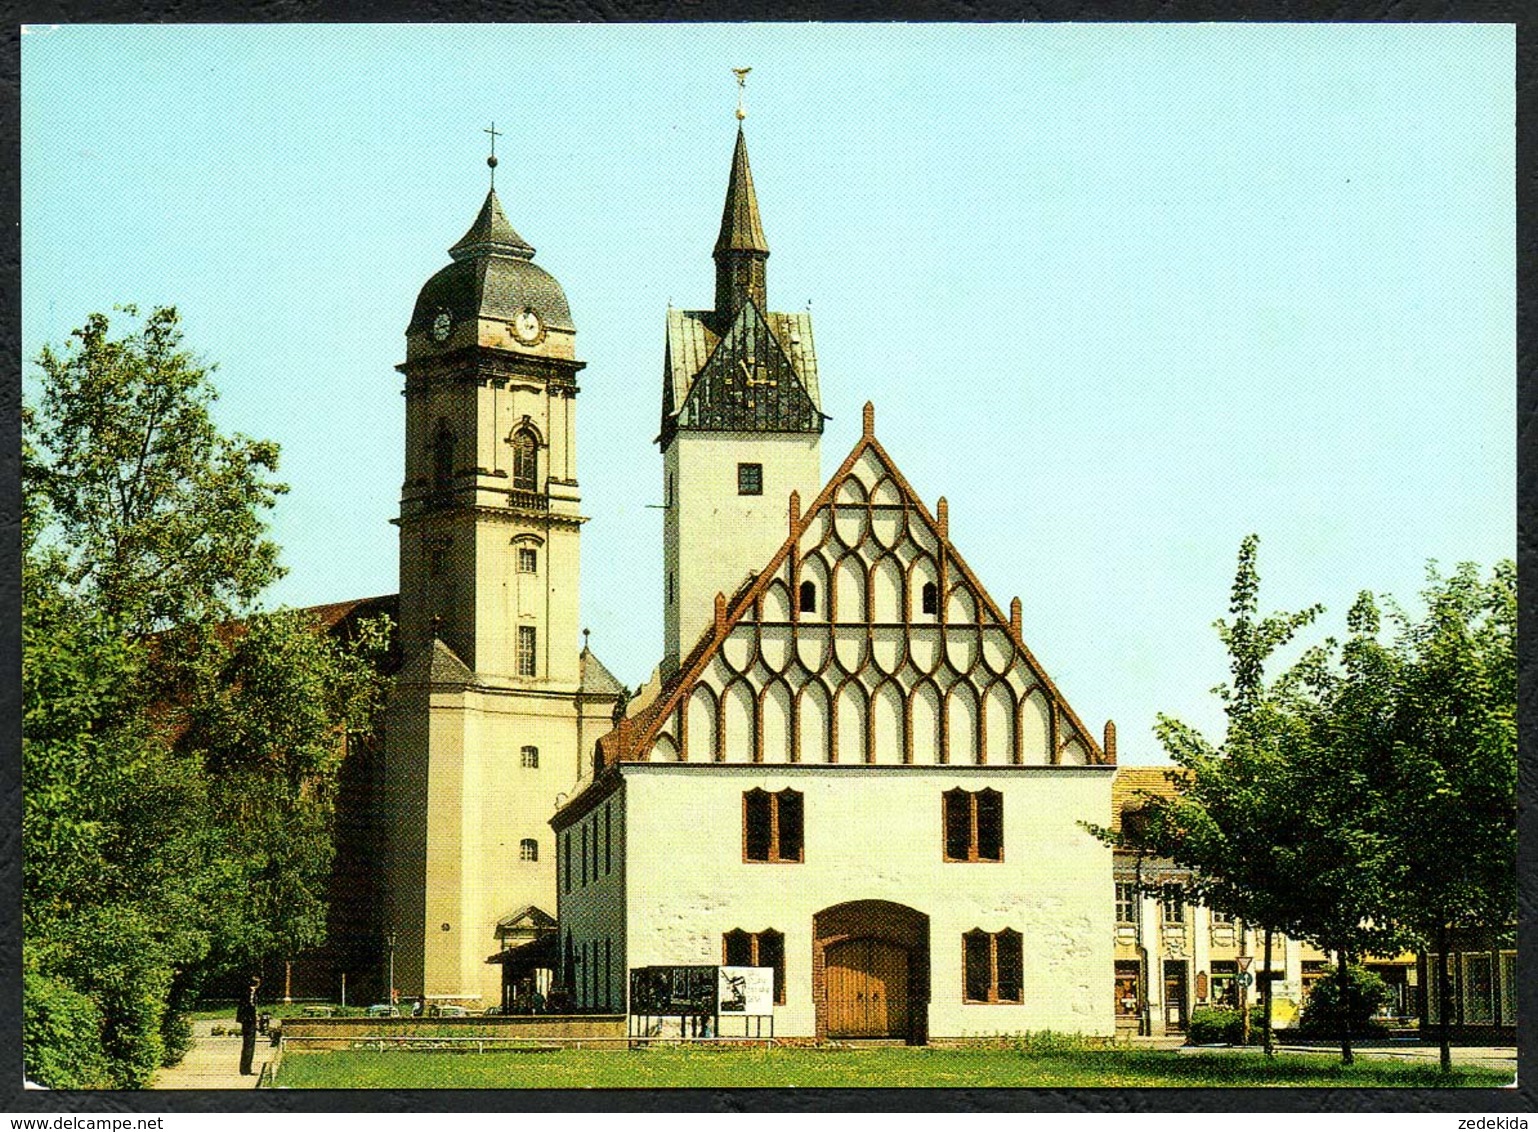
(151, 1019, 275, 1090)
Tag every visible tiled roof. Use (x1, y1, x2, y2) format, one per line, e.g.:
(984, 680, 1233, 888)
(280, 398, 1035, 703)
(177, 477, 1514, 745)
(1110, 765, 1189, 833)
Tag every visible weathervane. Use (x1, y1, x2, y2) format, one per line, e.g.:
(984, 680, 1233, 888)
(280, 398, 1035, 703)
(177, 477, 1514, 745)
(732, 67, 751, 121)
(484, 121, 503, 190)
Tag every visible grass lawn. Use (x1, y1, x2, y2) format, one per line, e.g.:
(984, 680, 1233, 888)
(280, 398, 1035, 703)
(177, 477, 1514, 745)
(275, 1046, 1510, 1089)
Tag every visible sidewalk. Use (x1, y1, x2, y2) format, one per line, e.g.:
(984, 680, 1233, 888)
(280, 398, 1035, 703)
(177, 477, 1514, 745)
(151, 1019, 275, 1089)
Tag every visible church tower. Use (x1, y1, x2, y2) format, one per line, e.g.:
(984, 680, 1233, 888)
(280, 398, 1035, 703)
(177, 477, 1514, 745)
(661, 119, 826, 671)
(383, 147, 623, 1007)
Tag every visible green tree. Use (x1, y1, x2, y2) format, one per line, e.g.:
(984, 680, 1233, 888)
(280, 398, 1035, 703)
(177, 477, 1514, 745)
(1269, 592, 1409, 1064)
(30, 305, 286, 635)
(1382, 562, 1516, 1071)
(179, 609, 390, 972)
(1095, 536, 1323, 1056)
(1102, 537, 1423, 1064)
(23, 306, 388, 1087)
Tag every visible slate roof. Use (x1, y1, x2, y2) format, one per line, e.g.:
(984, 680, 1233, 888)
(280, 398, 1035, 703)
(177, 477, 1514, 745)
(662, 307, 822, 443)
(579, 646, 628, 698)
(410, 190, 574, 336)
(715, 126, 769, 256)
(450, 189, 536, 261)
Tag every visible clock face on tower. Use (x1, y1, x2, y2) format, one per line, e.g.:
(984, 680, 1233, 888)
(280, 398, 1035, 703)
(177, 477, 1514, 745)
(513, 308, 544, 345)
(431, 309, 453, 343)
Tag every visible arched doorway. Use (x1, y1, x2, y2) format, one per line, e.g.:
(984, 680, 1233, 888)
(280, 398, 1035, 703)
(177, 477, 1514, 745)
(813, 900, 929, 1043)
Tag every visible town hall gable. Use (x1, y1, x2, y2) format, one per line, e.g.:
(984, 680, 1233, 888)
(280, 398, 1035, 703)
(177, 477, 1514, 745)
(605, 403, 1115, 770)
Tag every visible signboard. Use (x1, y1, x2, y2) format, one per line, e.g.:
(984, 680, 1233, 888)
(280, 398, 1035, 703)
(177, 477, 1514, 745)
(629, 966, 717, 1016)
(718, 967, 774, 1016)
(1237, 972, 1254, 988)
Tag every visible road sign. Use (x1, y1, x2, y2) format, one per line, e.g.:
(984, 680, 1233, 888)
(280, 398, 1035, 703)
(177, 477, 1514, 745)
(1237, 972, 1254, 987)
(1236, 955, 1254, 973)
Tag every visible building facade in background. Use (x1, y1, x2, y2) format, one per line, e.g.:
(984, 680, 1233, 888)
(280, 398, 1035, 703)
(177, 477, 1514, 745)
(1110, 768, 1418, 1037)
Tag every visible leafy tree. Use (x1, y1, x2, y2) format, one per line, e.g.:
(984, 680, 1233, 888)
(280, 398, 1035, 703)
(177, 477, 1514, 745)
(1102, 537, 1440, 1064)
(179, 609, 390, 972)
(1268, 591, 1410, 1064)
(21, 577, 219, 1086)
(1094, 536, 1323, 1055)
(23, 306, 388, 1086)
(29, 305, 286, 635)
(1381, 562, 1516, 1071)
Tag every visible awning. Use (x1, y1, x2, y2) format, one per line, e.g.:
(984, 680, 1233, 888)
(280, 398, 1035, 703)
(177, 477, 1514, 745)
(486, 932, 558, 973)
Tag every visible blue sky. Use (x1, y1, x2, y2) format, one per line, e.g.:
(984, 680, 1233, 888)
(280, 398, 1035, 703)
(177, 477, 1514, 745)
(21, 24, 1514, 762)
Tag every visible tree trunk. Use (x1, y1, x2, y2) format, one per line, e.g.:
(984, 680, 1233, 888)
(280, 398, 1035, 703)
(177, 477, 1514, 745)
(1437, 923, 1452, 1074)
(1337, 950, 1353, 1065)
(1262, 927, 1275, 1058)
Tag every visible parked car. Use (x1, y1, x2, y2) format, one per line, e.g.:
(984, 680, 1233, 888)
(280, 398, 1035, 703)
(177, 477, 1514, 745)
(436, 1005, 469, 1017)
(366, 1003, 400, 1018)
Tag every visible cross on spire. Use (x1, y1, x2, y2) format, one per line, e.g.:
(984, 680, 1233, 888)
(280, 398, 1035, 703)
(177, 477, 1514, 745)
(484, 121, 503, 189)
(732, 67, 751, 121)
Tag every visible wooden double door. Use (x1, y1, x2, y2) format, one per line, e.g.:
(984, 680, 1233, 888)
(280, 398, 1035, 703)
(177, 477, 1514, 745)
(826, 938, 909, 1038)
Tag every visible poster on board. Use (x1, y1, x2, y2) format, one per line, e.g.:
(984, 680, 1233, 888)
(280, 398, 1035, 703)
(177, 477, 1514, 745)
(718, 966, 774, 1015)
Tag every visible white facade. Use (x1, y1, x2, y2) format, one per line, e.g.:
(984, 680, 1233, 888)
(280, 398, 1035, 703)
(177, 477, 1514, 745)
(559, 764, 1115, 1038)
(663, 431, 822, 674)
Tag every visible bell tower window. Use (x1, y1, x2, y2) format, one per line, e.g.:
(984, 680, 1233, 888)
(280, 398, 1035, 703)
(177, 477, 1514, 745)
(512, 431, 538, 493)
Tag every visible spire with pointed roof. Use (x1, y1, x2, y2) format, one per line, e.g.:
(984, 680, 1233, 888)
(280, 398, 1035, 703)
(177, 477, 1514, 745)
(450, 189, 536, 262)
(714, 126, 769, 321)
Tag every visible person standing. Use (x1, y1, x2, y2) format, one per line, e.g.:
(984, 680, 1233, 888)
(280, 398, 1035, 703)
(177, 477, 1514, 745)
(237, 977, 261, 1076)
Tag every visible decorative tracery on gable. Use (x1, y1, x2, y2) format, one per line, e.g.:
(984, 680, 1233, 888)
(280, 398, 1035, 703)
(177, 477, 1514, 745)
(623, 406, 1111, 769)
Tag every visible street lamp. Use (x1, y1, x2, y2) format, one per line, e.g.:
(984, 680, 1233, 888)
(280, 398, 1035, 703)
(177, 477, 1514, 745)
(386, 930, 396, 1006)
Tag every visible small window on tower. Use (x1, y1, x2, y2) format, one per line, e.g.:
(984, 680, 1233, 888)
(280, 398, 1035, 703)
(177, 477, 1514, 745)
(519, 839, 538, 862)
(518, 547, 538, 574)
(738, 463, 763, 496)
(520, 745, 539, 769)
(518, 626, 537, 677)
